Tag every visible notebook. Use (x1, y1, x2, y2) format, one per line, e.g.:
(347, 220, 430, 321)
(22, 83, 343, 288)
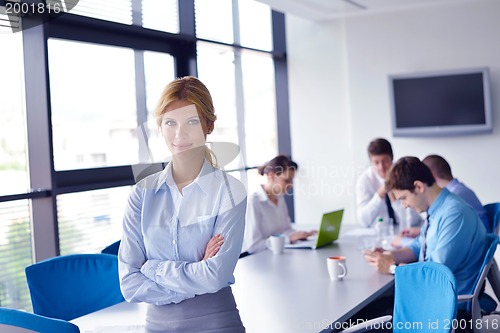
(285, 209, 344, 249)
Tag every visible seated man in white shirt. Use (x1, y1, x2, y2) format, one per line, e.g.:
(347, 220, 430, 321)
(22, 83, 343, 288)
(356, 138, 423, 229)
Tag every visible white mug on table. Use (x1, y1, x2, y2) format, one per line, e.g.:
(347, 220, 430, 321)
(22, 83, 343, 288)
(268, 234, 285, 254)
(327, 256, 347, 280)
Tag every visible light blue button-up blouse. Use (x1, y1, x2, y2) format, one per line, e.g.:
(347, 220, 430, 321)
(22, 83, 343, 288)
(118, 159, 247, 305)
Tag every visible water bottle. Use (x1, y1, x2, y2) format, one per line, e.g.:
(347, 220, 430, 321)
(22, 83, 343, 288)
(374, 217, 387, 249)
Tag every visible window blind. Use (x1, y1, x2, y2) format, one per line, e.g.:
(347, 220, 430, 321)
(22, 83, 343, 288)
(0, 1, 21, 33)
(69, 0, 133, 25)
(0, 200, 33, 311)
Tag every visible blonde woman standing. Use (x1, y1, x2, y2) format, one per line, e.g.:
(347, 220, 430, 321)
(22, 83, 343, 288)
(118, 76, 247, 332)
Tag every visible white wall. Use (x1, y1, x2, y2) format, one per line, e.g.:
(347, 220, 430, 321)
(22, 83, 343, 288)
(287, 0, 500, 226)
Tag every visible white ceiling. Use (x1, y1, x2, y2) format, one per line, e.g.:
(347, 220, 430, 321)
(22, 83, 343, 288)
(256, 0, 470, 21)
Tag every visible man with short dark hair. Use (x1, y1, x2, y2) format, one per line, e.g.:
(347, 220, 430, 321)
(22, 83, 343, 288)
(356, 138, 422, 228)
(364, 156, 486, 298)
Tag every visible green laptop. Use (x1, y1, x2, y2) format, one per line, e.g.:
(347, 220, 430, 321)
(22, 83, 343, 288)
(285, 209, 344, 249)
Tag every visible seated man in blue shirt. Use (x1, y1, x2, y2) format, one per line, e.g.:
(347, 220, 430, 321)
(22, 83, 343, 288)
(364, 156, 487, 331)
(393, 154, 489, 245)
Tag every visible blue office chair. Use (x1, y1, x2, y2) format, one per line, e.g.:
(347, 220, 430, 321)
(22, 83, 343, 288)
(484, 203, 500, 234)
(0, 307, 80, 333)
(25, 253, 125, 321)
(458, 233, 499, 332)
(342, 262, 457, 333)
(484, 203, 500, 306)
(101, 240, 121, 255)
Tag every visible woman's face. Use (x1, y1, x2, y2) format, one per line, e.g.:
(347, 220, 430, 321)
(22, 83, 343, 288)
(160, 100, 208, 156)
(269, 168, 296, 196)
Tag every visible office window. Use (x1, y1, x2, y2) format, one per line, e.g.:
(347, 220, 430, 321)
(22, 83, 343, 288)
(241, 51, 277, 166)
(0, 200, 33, 311)
(197, 43, 278, 172)
(197, 42, 241, 171)
(48, 39, 138, 170)
(142, 0, 179, 33)
(238, 0, 273, 51)
(71, 0, 133, 25)
(195, 0, 233, 44)
(195, 0, 272, 50)
(71, 0, 180, 33)
(0, 33, 28, 195)
(0, 5, 20, 33)
(58, 186, 131, 255)
(143, 51, 175, 163)
(242, 167, 261, 199)
(0, 32, 32, 312)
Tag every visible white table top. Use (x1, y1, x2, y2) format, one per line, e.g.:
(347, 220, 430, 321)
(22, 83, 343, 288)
(232, 238, 393, 333)
(72, 231, 393, 333)
(71, 302, 147, 333)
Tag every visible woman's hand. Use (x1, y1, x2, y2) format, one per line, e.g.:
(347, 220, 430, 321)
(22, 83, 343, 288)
(289, 230, 317, 243)
(203, 234, 224, 260)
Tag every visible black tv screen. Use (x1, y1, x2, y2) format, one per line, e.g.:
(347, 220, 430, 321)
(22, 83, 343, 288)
(389, 68, 492, 136)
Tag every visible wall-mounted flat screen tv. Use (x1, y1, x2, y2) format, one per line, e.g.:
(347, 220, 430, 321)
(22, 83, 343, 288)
(389, 67, 492, 137)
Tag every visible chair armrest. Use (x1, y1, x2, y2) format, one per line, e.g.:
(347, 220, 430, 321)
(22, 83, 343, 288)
(457, 294, 473, 302)
(341, 315, 393, 333)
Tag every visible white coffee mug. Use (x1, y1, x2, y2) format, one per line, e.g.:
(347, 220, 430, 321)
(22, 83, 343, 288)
(327, 256, 347, 280)
(269, 234, 285, 254)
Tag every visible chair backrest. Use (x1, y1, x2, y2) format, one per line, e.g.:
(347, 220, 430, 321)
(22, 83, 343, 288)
(484, 203, 500, 234)
(393, 262, 457, 333)
(465, 233, 499, 317)
(0, 307, 80, 333)
(471, 234, 499, 293)
(25, 253, 125, 321)
(101, 240, 121, 255)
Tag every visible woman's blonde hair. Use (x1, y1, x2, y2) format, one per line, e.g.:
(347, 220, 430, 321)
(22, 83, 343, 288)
(154, 76, 218, 167)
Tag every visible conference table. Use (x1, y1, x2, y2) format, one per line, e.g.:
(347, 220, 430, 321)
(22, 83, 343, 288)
(71, 227, 394, 333)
